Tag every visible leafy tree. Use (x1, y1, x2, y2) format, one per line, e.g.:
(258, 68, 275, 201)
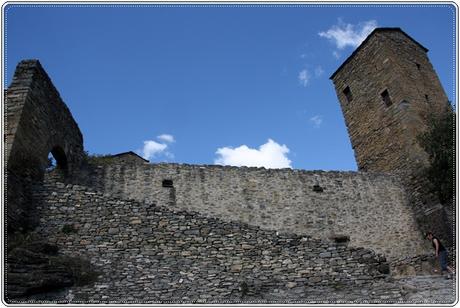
(418, 104, 455, 205)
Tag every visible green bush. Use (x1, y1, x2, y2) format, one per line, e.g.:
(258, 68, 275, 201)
(84, 152, 116, 166)
(418, 103, 455, 205)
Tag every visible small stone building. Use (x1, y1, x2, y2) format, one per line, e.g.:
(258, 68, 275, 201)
(110, 151, 150, 164)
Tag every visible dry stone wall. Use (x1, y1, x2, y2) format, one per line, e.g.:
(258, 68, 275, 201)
(82, 162, 428, 259)
(26, 179, 400, 304)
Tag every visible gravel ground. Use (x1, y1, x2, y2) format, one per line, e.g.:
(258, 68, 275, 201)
(397, 274, 456, 304)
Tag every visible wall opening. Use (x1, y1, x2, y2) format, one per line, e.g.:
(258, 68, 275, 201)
(47, 146, 68, 172)
(312, 185, 324, 193)
(343, 86, 353, 103)
(46, 153, 57, 171)
(162, 179, 174, 188)
(332, 235, 350, 244)
(415, 62, 421, 70)
(381, 89, 393, 107)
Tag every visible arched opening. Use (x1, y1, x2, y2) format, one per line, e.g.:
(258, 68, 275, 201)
(46, 146, 68, 175)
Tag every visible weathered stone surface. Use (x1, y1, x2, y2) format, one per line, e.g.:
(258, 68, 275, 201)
(6, 240, 96, 301)
(6, 60, 84, 232)
(331, 28, 449, 175)
(22, 179, 394, 303)
(330, 28, 453, 245)
(80, 163, 427, 259)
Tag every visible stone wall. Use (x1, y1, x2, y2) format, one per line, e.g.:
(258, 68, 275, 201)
(330, 28, 453, 246)
(23, 179, 398, 303)
(6, 60, 84, 179)
(80, 162, 428, 259)
(5, 60, 84, 231)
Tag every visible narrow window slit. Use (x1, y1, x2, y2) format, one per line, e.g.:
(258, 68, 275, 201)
(381, 89, 393, 107)
(343, 86, 353, 103)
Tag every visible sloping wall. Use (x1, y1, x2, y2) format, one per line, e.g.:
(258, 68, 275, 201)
(83, 163, 429, 259)
(25, 179, 399, 303)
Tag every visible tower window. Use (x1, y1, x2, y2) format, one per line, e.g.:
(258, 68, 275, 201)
(425, 94, 429, 103)
(381, 89, 393, 107)
(162, 179, 173, 188)
(416, 62, 421, 70)
(343, 86, 353, 103)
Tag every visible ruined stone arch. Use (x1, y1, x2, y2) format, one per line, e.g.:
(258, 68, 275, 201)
(6, 60, 84, 179)
(48, 145, 69, 172)
(6, 60, 84, 231)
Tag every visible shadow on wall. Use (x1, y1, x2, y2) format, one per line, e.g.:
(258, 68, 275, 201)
(6, 59, 84, 232)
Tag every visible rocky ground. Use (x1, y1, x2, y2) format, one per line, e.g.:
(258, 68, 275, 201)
(12, 274, 456, 304)
(236, 274, 456, 304)
(397, 275, 456, 304)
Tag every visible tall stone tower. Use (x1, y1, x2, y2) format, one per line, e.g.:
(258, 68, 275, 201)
(330, 28, 450, 174)
(331, 28, 453, 245)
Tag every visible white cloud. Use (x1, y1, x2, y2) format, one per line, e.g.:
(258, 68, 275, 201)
(157, 134, 175, 143)
(310, 115, 323, 128)
(214, 139, 292, 169)
(137, 134, 176, 161)
(298, 69, 310, 87)
(141, 140, 168, 160)
(319, 20, 377, 49)
(314, 66, 324, 78)
(332, 51, 341, 59)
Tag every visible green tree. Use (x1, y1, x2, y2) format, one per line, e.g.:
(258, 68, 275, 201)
(418, 104, 455, 205)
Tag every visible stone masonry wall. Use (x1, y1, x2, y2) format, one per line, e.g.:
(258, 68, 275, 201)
(6, 60, 84, 179)
(25, 179, 399, 303)
(330, 28, 453, 246)
(331, 29, 449, 174)
(81, 162, 429, 259)
(6, 60, 84, 232)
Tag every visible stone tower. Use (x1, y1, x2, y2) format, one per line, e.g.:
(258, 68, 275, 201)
(330, 28, 450, 174)
(331, 28, 453, 245)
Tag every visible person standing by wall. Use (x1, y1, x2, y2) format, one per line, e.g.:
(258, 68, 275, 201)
(426, 232, 454, 278)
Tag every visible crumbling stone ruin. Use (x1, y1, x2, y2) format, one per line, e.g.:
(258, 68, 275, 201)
(4, 28, 455, 303)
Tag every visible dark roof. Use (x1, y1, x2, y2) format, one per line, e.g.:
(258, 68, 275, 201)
(111, 151, 149, 162)
(329, 28, 429, 80)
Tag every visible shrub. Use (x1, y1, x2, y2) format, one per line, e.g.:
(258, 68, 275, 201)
(84, 152, 116, 166)
(418, 103, 455, 205)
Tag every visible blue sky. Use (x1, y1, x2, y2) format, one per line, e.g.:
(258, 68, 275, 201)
(4, 4, 456, 170)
